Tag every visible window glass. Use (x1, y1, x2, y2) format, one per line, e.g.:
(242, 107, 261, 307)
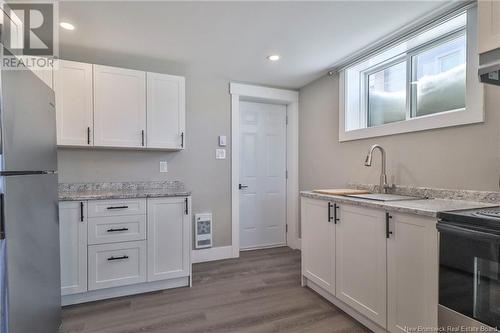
(367, 62, 407, 127)
(411, 35, 466, 117)
(343, 12, 467, 131)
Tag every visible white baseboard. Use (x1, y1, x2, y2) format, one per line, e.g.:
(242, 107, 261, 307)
(192, 245, 235, 263)
(62, 277, 190, 306)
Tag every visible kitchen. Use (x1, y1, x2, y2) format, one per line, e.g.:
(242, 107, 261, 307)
(0, 0, 499, 332)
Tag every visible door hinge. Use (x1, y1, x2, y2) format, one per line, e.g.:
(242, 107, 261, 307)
(286, 170, 288, 179)
(286, 224, 288, 233)
(286, 115, 289, 125)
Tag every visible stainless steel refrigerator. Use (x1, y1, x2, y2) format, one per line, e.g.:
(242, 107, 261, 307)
(0, 68, 61, 332)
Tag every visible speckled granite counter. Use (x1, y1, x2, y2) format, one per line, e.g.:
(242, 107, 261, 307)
(59, 181, 191, 201)
(301, 191, 497, 218)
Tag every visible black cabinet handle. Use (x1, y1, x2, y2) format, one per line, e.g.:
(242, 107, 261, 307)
(141, 130, 145, 146)
(87, 127, 91, 145)
(107, 228, 129, 232)
(107, 255, 129, 261)
(239, 184, 248, 190)
(0, 194, 5, 239)
(386, 212, 393, 238)
(107, 206, 129, 210)
(334, 204, 340, 224)
(80, 202, 84, 222)
(184, 198, 189, 215)
(328, 202, 333, 222)
(181, 132, 184, 148)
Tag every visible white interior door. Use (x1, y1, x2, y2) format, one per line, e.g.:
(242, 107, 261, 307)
(239, 101, 287, 249)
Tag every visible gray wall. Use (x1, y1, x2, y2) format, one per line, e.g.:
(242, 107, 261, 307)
(299, 74, 500, 192)
(57, 48, 232, 247)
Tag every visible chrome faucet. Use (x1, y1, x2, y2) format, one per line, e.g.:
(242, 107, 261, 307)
(364, 144, 390, 194)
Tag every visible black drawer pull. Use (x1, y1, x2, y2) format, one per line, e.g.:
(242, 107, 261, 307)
(107, 255, 129, 261)
(107, 228, 129, 232)
(107, 206, 129, 210)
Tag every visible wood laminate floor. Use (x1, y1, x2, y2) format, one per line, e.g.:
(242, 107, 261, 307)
(61, 247, 369, 333)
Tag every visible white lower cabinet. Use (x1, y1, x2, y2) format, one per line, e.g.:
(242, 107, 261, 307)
(59, 201, 88, 296)
(59, 196, 192, 304)
(335, 204, 387, 327)
(301, 198, 335, 294)
(387, 213, 438, 333)
(301, 197, 439, 332)
(147, 197, 191, 282)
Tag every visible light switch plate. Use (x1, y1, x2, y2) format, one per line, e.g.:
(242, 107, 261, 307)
(219, 135, 227, 147)
(160, 161, 168, 173)
(215, 149, 226, 159)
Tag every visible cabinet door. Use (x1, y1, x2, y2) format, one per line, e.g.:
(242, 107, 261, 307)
(336, 204, 387, 328)
(387, 213, 438, 333)
(59, 201, 87, 296)
(147, 197, 191, 281)
(301, 198, 335, 294)
(146, 73, 185, 149)
(479, 1, 500, 53)
(54, 60, 93, 146)
(93, 65, 146, 148)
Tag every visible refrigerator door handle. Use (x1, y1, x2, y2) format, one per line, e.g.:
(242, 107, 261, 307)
(0, 194, 4, 239)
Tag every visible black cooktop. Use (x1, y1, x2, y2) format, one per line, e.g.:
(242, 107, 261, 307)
(438, 206, 500, 227)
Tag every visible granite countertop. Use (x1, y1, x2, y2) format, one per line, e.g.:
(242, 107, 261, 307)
(59, 181, 191, 201)
(300, 191, 497, 218)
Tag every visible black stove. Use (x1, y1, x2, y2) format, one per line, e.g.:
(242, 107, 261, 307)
(438, 206, 500, 232)
(437, 206, 500, 329)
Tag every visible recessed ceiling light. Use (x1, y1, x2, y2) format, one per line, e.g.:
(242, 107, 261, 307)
(267, 55, 280, 61)
(60, 22, 75, 31)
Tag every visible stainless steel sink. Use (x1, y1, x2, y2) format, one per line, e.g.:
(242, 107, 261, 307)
(345, 193, 422, 202)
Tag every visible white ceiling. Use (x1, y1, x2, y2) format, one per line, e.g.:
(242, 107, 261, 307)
(59, 1, 449, 89)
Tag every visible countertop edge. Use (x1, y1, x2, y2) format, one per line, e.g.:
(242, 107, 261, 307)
(300, 191, 497, 218)
(59, 192, 192, 201)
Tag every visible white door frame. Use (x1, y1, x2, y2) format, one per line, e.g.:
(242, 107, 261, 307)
(230, 82, 300, 258)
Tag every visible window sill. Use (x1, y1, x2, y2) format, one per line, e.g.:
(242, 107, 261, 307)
(339, 104, 484, 142)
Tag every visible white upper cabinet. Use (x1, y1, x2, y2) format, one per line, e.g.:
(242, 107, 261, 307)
(54, 60, 93, 146)
(301, 198, 336, 294)
(147, 197, 191, 282)
(387, 213, 438, 333)
(93, 65, 146, 148)
(335, 204, 387, 328)
(146, 73, 185, 149)
(59, 201, 88, 296)
(479, 0, 500, 53)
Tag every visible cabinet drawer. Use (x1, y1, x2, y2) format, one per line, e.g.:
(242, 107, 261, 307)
(88, 241, 146, 290)
(88, 215, 146, 245)
(88, 199, 146, 217)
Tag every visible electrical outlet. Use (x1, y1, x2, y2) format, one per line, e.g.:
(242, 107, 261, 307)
(160, 161, 168, 173)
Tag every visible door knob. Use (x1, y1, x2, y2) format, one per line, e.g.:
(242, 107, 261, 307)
(239, 184, 248, 190)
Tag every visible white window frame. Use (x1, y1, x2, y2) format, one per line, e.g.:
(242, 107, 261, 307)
(339, 6, 483, 142)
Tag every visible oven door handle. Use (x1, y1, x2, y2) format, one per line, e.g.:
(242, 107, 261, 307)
(437, 223, 500, 243)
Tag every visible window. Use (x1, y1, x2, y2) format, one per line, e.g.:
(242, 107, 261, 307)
(340, 7, 483, 141)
